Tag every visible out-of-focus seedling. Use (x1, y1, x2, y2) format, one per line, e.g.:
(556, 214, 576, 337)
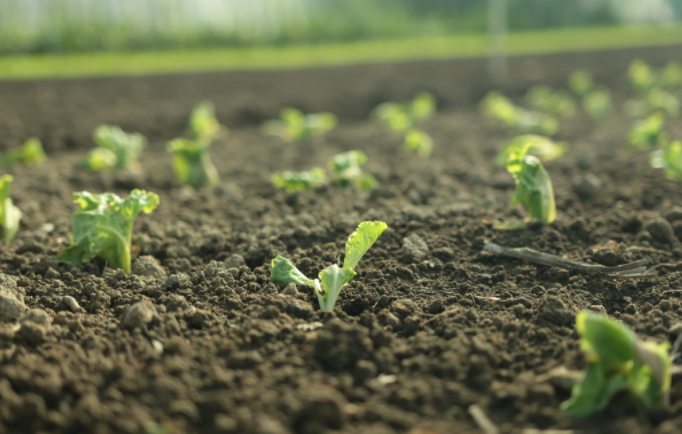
(57, 189, 159, 274)
(328, 150, 378, 191)
(270, 221, 387, 311)
(189, 100, 225, 142)
(651, 141, 682, 182)
(81, 125, 146, 172)
(1, 137, 46, 167)
(166, 138, 220, 189)
(495, 135, 566, 168)
(480, 91, 558, 136)
(262, 108, 337, 142)
(561, 310, 671, 418)
(627, 113, 668, 150)
(271, 168, 328, 192)
(403, 129, 433, 158)
(658, 62, 682, 90)
(526, 85, 576, 118)
(627, 59, 656, 94)
(582, 87, 614, 123)
(568, 70, 594, 97)
(625, 88, 680, 118)
(0, 175, 21, 243)
(372, 92, 436, 132)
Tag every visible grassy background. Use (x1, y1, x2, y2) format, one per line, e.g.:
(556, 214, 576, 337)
(1, 24, 681, 80)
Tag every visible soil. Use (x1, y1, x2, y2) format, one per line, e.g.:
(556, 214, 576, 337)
(1, 45, 682, 434)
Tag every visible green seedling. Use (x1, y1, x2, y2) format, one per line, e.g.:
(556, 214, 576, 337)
(272, 168, 328, 192)
(0, 175, 21, 243)
(625, 88, 679, 118)
(189, 100, 224, 142)
(627, 113, 667, 150)
(568, 70, 594, 97)
(526, 85, 576, 118)
(658, 62, 682, 89)
(627, 59, 656, 94)
(57, 189, 159, 274)
(582, 87, 614, 123)
(329, 150, 378, 191)
(81, 125, 146, 171)
(403, 129, 433, 158)
(495, 135, 566, 168)
(650, 140, 682, 182)
(262, 108, 337, 142)
(166, 138, 220, 189)
(373, 92, 436, 132)
(561, 310, 671, 418)
(1, 137, 46, 167)
(270, 221, 387, 311)
(480, 91, 558, 136)
(502, 136, 556, 226)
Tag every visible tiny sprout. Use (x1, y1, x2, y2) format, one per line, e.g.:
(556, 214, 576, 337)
(627, 113, 667, 150)
(403, 129, 433, 158)
(373, 92, 436, 132)
(81, 125, 146, 172)
(262, 108, 337, 142)
(0, 175, 21, 242)
(189, 100, 225, 142)
(329, 150, 378, 191)
(1, 137, 46, 167)
(526, 85, 576, 118)
(650, 141, 682, 182)
(582, 87, 614, 123)
(568, 70, 594, 97)
(627, 59, 655, 94)
(271, 168, 328, 192)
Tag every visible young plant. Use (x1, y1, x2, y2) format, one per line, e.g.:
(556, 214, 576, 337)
(373, 92, 436, 132)
(262, 108, 337, 142)
(627, 59, 655, 94)
(526, 85, 576, 118)
(561, 310, 671, 418)
(328, 150, 378, 191)
(650, 141, 682, 182)
(56, 189, 159, 274)
(188, 100, 224, 142)
(403, 129, 433, 158)
(1, 137, 46, 167)
(480, 91, 558, 136)
(503, 137, 556, 226)
(568, 70, 594, 97)
(627, 113, 667, 150)
(0, 175, 21, 243)
(658, 61, 682, 90)
(625, 88, 679, 118)
(270, 221, 387, 311)
(495, 135, 566, 168)
(271, 168, 328, 192)
(166, 138, 220, 189)
(81, 125, 146, 171)
(582, 87, 614, 123)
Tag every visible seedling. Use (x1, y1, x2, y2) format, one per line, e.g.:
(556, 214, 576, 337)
(188, 100, 224, 142)
(271, 168, 328, 192)
(0, 175, 21, 243)
(480, 91, 558, 136)
(650, 141, 682, 182)
(57, 189, 159, 274)
(658, 62, 682, 90)
(262, 108, 337, 142)
(81, 125, 146, 171)
(502, 136, 556, 226)
(403, 129, 433, 158)
(373, 92, 436, 132)
(166, 138, 220, 189)
(627, 59, 655, 94)
(627, 113, 667, 150)
(561, 310, 671, 418)
(495, 135, 566, 168)
(568, 70, 594, 97)
(1, 137, 46, 167)
(526, 85, 576, 118)
(270, 221, 387, 311)
(582, 87, 614, 123)
(625, 88, 679, 118)
(328, 150, 378, 191)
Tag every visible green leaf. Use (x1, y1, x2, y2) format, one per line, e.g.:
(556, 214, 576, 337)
(561, 362, 629, 419)
(627, 113, 667, 150)
(343, 221, 387, 270)
(651, 141, 682, 182)
(0, 175, 21, 243)
(271, 168, 328, 192)
(189, 100, 223, 141)
(509, 155, 556, 225)
(329, 150, 378, 191)
(568, 70, 594, 97)
(576, 310, 637, 371)
(409, 92, 436, 122)
(56, 189, 159, 274)
(1, 137, 46, 167)
(317, 264, 356, 312)
(166, 138, 220, 189)
(269, 255, 314, 287)
(582, 87, 614, 123)
(496, 135, 566, 168)
(80, 147, 118, 171)
(526, 86, 576, 118)
(93, 124, 146, 171)
(263, 108, 337, 142)
(628, 59, 655, 94)
(403, 129, 433, 158)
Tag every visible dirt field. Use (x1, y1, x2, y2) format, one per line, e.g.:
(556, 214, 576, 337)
(1, 45, 682, 434)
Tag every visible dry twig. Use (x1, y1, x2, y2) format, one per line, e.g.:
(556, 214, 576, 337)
(468, 404, 499, 434)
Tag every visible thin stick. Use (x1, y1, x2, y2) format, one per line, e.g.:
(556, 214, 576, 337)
(468, 404, 499, 434)
(483, 240, 654, 278)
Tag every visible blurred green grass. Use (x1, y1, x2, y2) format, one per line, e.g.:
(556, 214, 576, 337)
(1, 25, 681, 80)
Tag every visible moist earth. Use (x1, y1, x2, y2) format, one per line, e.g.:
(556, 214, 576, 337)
(0, 46, 682, 434)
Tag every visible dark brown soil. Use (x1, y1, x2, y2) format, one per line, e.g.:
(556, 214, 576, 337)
(1, 45, 682, 434)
